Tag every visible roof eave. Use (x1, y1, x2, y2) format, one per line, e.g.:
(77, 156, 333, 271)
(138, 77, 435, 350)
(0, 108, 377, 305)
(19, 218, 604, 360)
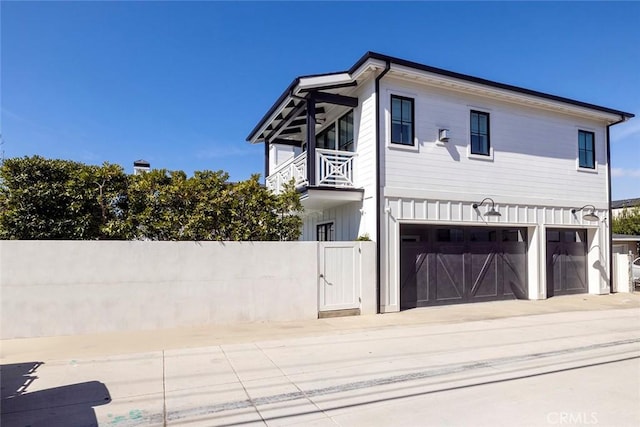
(363, 51, 634, 120)
(247, 71, 360, 143)
(247, 51, 634, 143)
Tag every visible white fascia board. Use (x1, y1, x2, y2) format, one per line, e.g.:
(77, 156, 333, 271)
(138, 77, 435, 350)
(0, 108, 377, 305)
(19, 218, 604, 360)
(350, 58, 389, 81)
(297, 73, 352, 91)
(389, 64, 623, 123)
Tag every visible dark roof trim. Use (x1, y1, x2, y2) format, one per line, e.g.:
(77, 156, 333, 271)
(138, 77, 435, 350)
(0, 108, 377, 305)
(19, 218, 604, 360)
(611, 198, 640, 209)
(248, 51, 634, 142)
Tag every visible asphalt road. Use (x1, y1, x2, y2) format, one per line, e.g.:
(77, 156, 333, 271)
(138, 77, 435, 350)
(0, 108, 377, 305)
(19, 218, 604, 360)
(1, 295, 639, 426)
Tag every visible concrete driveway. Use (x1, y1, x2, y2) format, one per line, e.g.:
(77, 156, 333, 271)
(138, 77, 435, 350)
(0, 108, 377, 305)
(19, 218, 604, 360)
(1, 294, 639, 426)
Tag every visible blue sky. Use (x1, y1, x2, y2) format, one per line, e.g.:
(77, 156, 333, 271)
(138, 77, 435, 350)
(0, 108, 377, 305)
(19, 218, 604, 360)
(2, 2, 639, 199)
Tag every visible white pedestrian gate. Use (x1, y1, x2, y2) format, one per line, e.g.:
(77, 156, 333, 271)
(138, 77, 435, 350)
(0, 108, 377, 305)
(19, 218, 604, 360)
(318, 243, 361, 313)
(612, 253, 632, 293)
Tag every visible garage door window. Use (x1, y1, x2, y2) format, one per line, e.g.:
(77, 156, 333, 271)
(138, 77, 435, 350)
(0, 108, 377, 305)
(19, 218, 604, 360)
(547, 231, 561, 242)
(470, 229, 497, 242)
(503, 229, 525, 242)
(564, 230, 585, 243)
(437, 228, 464, 242)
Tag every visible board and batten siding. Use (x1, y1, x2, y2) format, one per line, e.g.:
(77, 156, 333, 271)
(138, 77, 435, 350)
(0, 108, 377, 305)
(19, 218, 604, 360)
(301, 202, 363, 241)
(378, 198, 610, 313)
(380, 77, 609, 208)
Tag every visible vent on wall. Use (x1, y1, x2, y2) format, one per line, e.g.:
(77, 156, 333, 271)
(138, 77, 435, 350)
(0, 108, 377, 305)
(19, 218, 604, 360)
(438, 129, 450, 142)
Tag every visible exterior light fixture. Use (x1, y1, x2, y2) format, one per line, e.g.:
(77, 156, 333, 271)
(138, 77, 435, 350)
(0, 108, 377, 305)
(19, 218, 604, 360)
(439, 129, 450, 142)
(473, 198, 501, 217)
(571, 205, 599, 221)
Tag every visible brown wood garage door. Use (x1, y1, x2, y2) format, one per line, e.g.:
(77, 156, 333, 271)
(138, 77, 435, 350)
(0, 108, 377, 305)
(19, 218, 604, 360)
(546, 229, 588, 297)
(400, 226, 528, 309)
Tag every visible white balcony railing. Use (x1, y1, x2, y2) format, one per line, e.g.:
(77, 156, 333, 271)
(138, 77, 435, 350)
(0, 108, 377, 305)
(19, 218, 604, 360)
(266, 152, 307, 193)
(315, 148, 356, 187)
(266, 149, 356, 194)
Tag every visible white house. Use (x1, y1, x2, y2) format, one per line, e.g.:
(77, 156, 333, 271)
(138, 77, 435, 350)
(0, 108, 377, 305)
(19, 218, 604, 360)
(247, 52, 634, 313)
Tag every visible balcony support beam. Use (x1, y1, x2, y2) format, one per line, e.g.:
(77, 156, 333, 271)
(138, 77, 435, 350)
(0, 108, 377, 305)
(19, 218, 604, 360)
(264, 139, 270, 182)
(309, 91, 359, 107)
(306, 98, 317, 186)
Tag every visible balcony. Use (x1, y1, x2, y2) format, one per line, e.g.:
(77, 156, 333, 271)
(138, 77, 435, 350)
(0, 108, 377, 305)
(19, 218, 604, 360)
(267, 148, 362, 211)
(267, 149, 356, 193)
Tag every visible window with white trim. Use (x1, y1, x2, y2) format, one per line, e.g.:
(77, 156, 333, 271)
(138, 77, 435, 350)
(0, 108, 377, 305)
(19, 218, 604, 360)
(470, 110, 490, 156)
(391, 95, 414, 145)
(578, 130, 595, 169)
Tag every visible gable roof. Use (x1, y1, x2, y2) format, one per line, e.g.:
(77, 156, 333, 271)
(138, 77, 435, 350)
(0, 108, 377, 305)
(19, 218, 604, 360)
(247, 51, 634, 143)
(612, 198, 640, 209)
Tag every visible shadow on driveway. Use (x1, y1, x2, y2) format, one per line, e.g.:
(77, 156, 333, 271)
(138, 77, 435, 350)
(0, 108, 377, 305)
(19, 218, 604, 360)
(1, 362, 111, 427)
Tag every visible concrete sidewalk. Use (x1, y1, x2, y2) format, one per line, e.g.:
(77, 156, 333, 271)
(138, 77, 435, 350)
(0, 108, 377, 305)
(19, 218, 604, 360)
(2, 293, 639, 363)
(1, 293, 640, 426)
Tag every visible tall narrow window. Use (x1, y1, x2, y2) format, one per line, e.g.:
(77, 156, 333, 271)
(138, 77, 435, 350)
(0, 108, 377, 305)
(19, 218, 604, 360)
(470, 111, 490, 155)
(578, 130, 595, 169)
(316, 124, 336, 150)
(391, 95, 414, 145)
(338, 110, 354, 151)
(317, 222, 334, 241)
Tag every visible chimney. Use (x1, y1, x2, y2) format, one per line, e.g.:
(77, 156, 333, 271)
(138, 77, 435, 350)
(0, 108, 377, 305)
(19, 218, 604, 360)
(133, 159, 150, 175)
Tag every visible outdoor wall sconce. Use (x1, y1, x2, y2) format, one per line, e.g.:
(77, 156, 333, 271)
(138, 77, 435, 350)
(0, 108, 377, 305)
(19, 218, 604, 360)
(438, 129, 450, 142)
(571, 205, 599, 221)
(473, 198, 502, 217)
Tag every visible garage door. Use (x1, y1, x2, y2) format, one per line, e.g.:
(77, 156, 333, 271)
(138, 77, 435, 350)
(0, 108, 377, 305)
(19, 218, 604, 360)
(546, 229, 588, 297)
(400, 226, 528, 309)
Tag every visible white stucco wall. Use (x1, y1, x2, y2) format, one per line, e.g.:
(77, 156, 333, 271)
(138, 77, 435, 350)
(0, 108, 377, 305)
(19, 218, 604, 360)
(0, 240, 376, 339)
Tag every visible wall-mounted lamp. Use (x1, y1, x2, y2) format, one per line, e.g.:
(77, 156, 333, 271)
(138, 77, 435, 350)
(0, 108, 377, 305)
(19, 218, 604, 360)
(571, 205, 599, 221)
(438, 129, 450, 142)
(472, 197, 501, 217)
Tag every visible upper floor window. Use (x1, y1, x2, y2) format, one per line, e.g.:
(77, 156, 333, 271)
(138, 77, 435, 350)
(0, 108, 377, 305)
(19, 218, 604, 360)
(338, 110, 354, 152)
(317, 123, 336, 150)
(316, 110, 354, 152)
(391, 95, 414, 145)
(578, 130, 595, 169)
(470, 111, 490, 155)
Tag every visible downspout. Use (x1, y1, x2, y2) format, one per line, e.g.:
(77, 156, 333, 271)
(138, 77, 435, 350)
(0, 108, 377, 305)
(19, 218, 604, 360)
(375, 61, 391, 313)
(606, 115, 628, 293)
